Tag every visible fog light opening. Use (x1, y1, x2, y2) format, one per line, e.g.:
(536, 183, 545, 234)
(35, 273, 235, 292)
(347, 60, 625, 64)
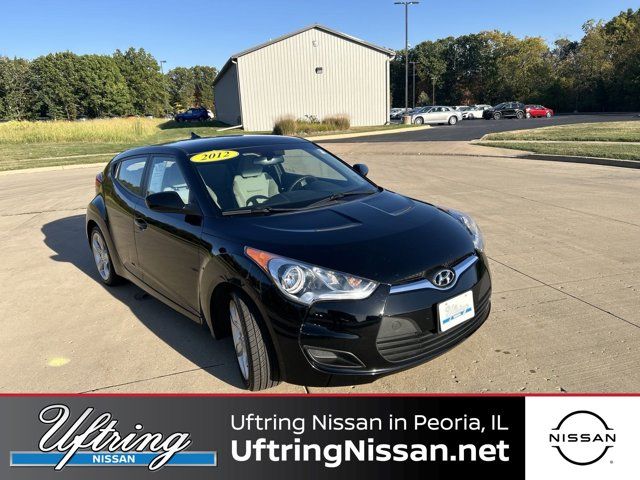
(304, 347, 364, 369)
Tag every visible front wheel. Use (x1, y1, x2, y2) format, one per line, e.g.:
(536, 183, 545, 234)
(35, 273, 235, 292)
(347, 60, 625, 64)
(526, 112, 532, 118)
(516, 111, 525, 119)
(493, 112, 501, 120)
(90, 227, 121, 286)
(546, 112, 552, 118)
(448, 116, 458, 125)
(413, 116, 424, 125)
(229, 292, 280, 391)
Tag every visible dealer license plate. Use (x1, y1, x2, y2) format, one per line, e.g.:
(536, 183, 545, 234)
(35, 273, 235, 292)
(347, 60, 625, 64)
(438, 290, 475, 332)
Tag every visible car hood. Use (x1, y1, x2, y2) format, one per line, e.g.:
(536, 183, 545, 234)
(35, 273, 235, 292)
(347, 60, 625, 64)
(215, 190, 476, 285)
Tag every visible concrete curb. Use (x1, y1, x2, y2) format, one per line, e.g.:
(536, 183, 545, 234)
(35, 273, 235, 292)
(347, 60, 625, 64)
(473, 140, 640, 169)
(0, 162, 107, 176)
(521, 153, 640, 169)
(307, 125, 430, 141)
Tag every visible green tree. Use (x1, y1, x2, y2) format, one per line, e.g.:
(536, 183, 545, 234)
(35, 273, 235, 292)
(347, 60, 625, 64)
(76, 55, 132, 117)
(29, 52, 80, 120)
(192, 65, 217, 109)
(0, 57, 31, 120)
(166, 67, 195, 112)
(113, 48, 167, 116)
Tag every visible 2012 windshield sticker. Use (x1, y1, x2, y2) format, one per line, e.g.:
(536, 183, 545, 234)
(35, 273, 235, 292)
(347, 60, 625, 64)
(10, 404, 217, 470)
(191, 150, 239, 162)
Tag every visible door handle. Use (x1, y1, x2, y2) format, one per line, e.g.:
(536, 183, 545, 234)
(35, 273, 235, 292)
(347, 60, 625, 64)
(134, 216, 147, 230)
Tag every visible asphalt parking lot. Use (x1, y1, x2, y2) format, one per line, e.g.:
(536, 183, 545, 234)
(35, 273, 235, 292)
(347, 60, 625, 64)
(1, 139, 639, 393)
(326, 114, 640, 143)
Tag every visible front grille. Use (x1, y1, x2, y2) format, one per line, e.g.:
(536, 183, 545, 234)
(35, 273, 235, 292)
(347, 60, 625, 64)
(376, 289, 491, 363)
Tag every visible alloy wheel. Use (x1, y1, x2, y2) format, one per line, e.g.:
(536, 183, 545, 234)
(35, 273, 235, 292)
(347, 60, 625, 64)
(91, 231, 111, 281)
(229, 300, 250, 380)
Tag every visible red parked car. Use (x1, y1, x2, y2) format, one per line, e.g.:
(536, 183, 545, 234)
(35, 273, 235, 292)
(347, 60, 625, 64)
(525, 105, 554, 118)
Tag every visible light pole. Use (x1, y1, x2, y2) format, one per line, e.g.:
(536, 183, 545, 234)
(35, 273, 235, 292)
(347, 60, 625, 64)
(394, 1, 419, 116)
(409, 61, 417, 108)
(159, 60, 167, 116)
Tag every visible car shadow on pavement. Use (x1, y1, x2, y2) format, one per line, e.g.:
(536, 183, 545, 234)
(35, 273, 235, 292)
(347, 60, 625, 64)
(41, 214, 246, 391)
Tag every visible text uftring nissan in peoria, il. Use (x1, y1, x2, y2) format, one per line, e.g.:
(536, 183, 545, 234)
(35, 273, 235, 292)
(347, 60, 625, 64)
(86, 135, 491, 390)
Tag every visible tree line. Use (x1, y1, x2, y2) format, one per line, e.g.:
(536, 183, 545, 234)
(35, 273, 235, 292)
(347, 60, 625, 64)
(0, 48, 217, 120)
(391, 8, 640, 112)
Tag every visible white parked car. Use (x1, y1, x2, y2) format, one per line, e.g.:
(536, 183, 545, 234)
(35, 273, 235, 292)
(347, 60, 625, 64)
(411, 106, 462, 125)
(456, 105, 491, 119)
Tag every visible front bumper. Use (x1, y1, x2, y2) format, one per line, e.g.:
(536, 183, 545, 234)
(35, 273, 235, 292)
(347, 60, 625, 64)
(260, 251, 492, 386)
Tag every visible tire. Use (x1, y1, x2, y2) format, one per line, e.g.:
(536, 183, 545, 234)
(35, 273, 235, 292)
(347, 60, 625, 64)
(526, 112, 531, 118)
(414, 116, 424, 125)
(448, 116, 458, 125)
(90, 227, 121, 286)
(493, 112, 501, 120)
(516, 111, 525, 119)
(546, 112, 552, 118)
(229, 292, 280, 391)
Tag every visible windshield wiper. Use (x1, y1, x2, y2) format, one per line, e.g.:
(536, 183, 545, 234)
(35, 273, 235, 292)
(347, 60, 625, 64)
(221, 206, 299, 216)
(306, 189, 377, 208)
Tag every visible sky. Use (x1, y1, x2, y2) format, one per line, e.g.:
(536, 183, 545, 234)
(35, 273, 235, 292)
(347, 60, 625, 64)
(1, 0, 638, 71)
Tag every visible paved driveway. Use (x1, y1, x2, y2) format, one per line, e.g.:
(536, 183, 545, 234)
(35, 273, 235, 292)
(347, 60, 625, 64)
(1, 142, 639, 393)
(325, 114, 640, 143)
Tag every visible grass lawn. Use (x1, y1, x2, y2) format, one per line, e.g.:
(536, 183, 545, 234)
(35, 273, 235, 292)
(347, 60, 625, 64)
(0, 118, 415, 172)
(477, 141, 640, 161)
(477, 120, 640, 161)
(482, 120, 640, 142)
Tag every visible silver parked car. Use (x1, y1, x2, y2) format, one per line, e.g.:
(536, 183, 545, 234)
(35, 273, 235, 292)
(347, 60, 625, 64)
(411, 106, 462, 125)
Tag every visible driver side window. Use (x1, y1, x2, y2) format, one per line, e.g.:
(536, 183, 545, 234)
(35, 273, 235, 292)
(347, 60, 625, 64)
(146, 156, 191, 205)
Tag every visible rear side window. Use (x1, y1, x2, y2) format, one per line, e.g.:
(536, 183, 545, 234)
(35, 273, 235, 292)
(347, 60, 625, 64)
(115, 157, 146, 196)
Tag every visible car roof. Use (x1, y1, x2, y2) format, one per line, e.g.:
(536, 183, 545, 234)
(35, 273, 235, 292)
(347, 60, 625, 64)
(114, 134, 310, 158)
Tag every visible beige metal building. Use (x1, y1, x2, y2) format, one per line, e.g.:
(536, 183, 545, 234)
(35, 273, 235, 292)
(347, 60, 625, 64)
(213, 24, 395, 131)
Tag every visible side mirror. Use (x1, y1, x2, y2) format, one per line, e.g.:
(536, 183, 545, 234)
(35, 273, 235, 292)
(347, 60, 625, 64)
(353, 163, 369, 177)
(146, 191, 188, 213)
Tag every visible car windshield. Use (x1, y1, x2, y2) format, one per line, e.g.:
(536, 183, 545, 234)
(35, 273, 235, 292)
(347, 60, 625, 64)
(192, 143, 378, 214)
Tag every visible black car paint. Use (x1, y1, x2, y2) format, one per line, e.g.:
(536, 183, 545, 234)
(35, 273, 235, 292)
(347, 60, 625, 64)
(483, 102, 526, 119)
(86, 135, 491, 386)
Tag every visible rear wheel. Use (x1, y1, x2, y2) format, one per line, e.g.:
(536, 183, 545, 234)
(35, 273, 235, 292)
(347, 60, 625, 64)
(516, 111, 525, 119)
(229, 292, 280, 391)
(414, 116, 424, 125)
(526, 112, 532, 118)
(448, 116, 458, 125)
(90, 227, 121, 286)
(546, 111, 552, 118)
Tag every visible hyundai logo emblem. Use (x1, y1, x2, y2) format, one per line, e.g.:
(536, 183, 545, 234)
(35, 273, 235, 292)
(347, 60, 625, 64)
(432, 269, 455, 287)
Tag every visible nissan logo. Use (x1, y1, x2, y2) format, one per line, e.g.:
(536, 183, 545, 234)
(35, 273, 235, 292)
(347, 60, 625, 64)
(432, 269, 455, 287)
(549, 410, 615, 466)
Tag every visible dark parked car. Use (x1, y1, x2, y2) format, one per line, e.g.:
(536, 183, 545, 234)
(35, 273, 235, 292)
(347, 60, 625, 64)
(174, 107, 211, 122)
(483, 102, 526, 120)
(86, 135, 491, 390)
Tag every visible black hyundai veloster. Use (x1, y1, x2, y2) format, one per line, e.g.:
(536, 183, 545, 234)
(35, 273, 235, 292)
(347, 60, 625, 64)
(86, 135, 491, 390)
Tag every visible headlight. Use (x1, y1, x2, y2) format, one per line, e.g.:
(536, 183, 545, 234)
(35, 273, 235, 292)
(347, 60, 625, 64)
(245, 247, 378, 305)
(446, 209, 485, 251)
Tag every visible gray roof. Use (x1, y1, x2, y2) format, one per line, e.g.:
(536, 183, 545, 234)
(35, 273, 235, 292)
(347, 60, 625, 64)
(213, 24, 395, 86)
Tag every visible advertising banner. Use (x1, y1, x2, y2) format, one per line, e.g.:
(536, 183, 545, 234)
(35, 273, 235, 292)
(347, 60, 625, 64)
(0, 394, 634, 479)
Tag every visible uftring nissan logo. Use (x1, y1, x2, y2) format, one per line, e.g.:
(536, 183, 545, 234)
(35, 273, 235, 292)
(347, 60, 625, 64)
(549, 410, 615, 466)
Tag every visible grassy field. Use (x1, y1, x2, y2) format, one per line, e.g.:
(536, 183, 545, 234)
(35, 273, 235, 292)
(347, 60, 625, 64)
(482, 121, 640, 142)
(0, 118, 414, 172)
(477, 141, 640, 161)
(478, 120, 640, 161)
